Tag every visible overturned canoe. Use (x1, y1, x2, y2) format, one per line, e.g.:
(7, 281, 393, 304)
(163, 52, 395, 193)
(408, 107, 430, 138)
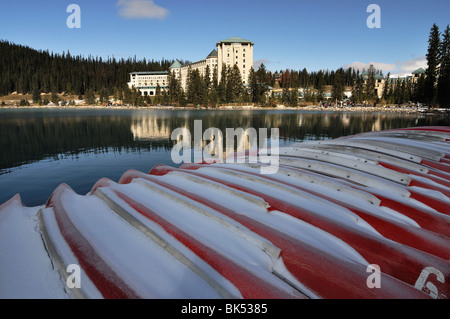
(0, 126, 449, 299)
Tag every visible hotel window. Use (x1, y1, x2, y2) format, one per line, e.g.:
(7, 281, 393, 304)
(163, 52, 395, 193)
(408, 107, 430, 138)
(243, 65, 245, 69)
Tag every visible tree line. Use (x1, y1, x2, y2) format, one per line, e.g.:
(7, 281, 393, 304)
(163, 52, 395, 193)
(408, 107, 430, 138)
(0, 40, 175, 96)
(2, 22, 450, 108)
(0, 40, 360, 107)
(424, 23, 450, 108)
(165, 63, 277, 107)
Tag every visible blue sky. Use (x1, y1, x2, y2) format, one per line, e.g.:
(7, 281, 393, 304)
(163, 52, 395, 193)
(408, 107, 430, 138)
(1, 0, 449, 76)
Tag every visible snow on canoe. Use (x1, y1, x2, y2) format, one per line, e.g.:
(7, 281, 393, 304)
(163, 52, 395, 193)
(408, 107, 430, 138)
(0, 126, 449, 299)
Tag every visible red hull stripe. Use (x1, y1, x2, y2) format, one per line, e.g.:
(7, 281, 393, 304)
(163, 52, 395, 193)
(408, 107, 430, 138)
(149, 165, 448, 298)
(46, 184, 139, 299)
(421, 159, 450, 174)
(271, 164, 450, 237)
(116, 170, 429, 299)
(397, 127, 450, 133)
(99, 186, 306, 299)
(378, 162, 450, 189)
(180, 166, 450, 260)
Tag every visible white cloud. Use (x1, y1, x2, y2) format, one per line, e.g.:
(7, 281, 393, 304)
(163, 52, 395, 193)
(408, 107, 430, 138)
(253, 59, 271, 69)
(389, 57, 427, 78)
(343, 61, 397, 72)
(344, 57, 428, 78)
(399, 56, 427, 73)
(116, 0, 169, 20)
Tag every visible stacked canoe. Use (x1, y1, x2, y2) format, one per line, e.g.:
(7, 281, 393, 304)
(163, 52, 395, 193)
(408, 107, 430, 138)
(0, 126, 449, 299)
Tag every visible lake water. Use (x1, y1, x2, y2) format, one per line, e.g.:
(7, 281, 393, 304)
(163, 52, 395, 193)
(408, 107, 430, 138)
(0, 107, 448, 206)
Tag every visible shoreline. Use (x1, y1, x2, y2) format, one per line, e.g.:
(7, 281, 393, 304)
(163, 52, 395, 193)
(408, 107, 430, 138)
(0, 104, 448, 115)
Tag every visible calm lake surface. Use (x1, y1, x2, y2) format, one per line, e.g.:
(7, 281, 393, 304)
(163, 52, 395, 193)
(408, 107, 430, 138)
(0, 107, 448, 206)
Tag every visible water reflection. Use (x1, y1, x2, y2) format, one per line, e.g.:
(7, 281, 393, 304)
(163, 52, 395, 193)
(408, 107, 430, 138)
(131, 114, 173, 141)
(0, 108, 447, 206)
(1, 109, 445, 171)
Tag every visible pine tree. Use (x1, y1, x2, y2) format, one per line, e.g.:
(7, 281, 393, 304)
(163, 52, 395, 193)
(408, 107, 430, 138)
(168, 71, 182, 105)
(204, 65, 211, 91)
(218, 64, 227, 104)
(161, 90, 169, 105)
(438, 25, 450, 108)
(249, 66, 265, 105)
(316, 71, 325, 101)
(364, 69, 377, 102)
(351, 71, 364, 104)
(424, 24, 441, 107)
(85, 89, 96, 105)
(0, 40, 174, 96)
(382, 73, 390, 102)
(186, 67, 194, 104)
(332, 69, 345, 101)
(99, 88, 109, 104)
(123, 87, 132, 105)
(289, 88, 299, 107)
(186, 68, 204, 106)
(208, 66, 219, 106)
(32, 89, 41, 104)
(299, 68, 309, 88)
(113, 87, 123, 104)
(227, 64, 243, 102)
(414, 74, 426, 103)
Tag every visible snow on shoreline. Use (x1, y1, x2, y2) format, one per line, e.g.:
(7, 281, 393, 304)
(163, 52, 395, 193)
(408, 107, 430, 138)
(0, 104, 439, 114)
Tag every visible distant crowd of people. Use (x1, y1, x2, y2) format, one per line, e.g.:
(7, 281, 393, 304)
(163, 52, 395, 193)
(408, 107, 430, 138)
(319, 101, 381, 108)
(320, 100, 352, 108)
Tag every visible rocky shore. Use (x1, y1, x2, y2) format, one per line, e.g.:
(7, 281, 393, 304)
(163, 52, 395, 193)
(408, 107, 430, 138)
(1, 103, 449, 115)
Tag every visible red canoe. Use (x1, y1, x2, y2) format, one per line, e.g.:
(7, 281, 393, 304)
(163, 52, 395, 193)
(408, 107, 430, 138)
(0, 127, 449, 299)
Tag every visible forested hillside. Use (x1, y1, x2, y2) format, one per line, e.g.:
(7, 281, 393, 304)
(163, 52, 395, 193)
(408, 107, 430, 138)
(2, 22, 449, 108)
(0, 40, 174, 96)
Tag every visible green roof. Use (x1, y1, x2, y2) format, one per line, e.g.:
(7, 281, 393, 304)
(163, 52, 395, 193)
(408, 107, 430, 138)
(412, 67, 425, 74)
(169, 60, 182, 69)
(217, 36, 254, 45)
(130, 71, 168, 75)
(207, 49, 218, 58)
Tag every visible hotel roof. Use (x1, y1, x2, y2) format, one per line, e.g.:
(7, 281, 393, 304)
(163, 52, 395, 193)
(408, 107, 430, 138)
(217, 36, 254, 45)
(207, 49, 218, 58)
(169, 60, 182, 69)
(412, 67, 426, 74)
(130, 71, 168, 75)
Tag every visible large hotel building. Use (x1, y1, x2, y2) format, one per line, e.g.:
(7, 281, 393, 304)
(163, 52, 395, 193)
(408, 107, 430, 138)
(128, 37, 254, 97)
